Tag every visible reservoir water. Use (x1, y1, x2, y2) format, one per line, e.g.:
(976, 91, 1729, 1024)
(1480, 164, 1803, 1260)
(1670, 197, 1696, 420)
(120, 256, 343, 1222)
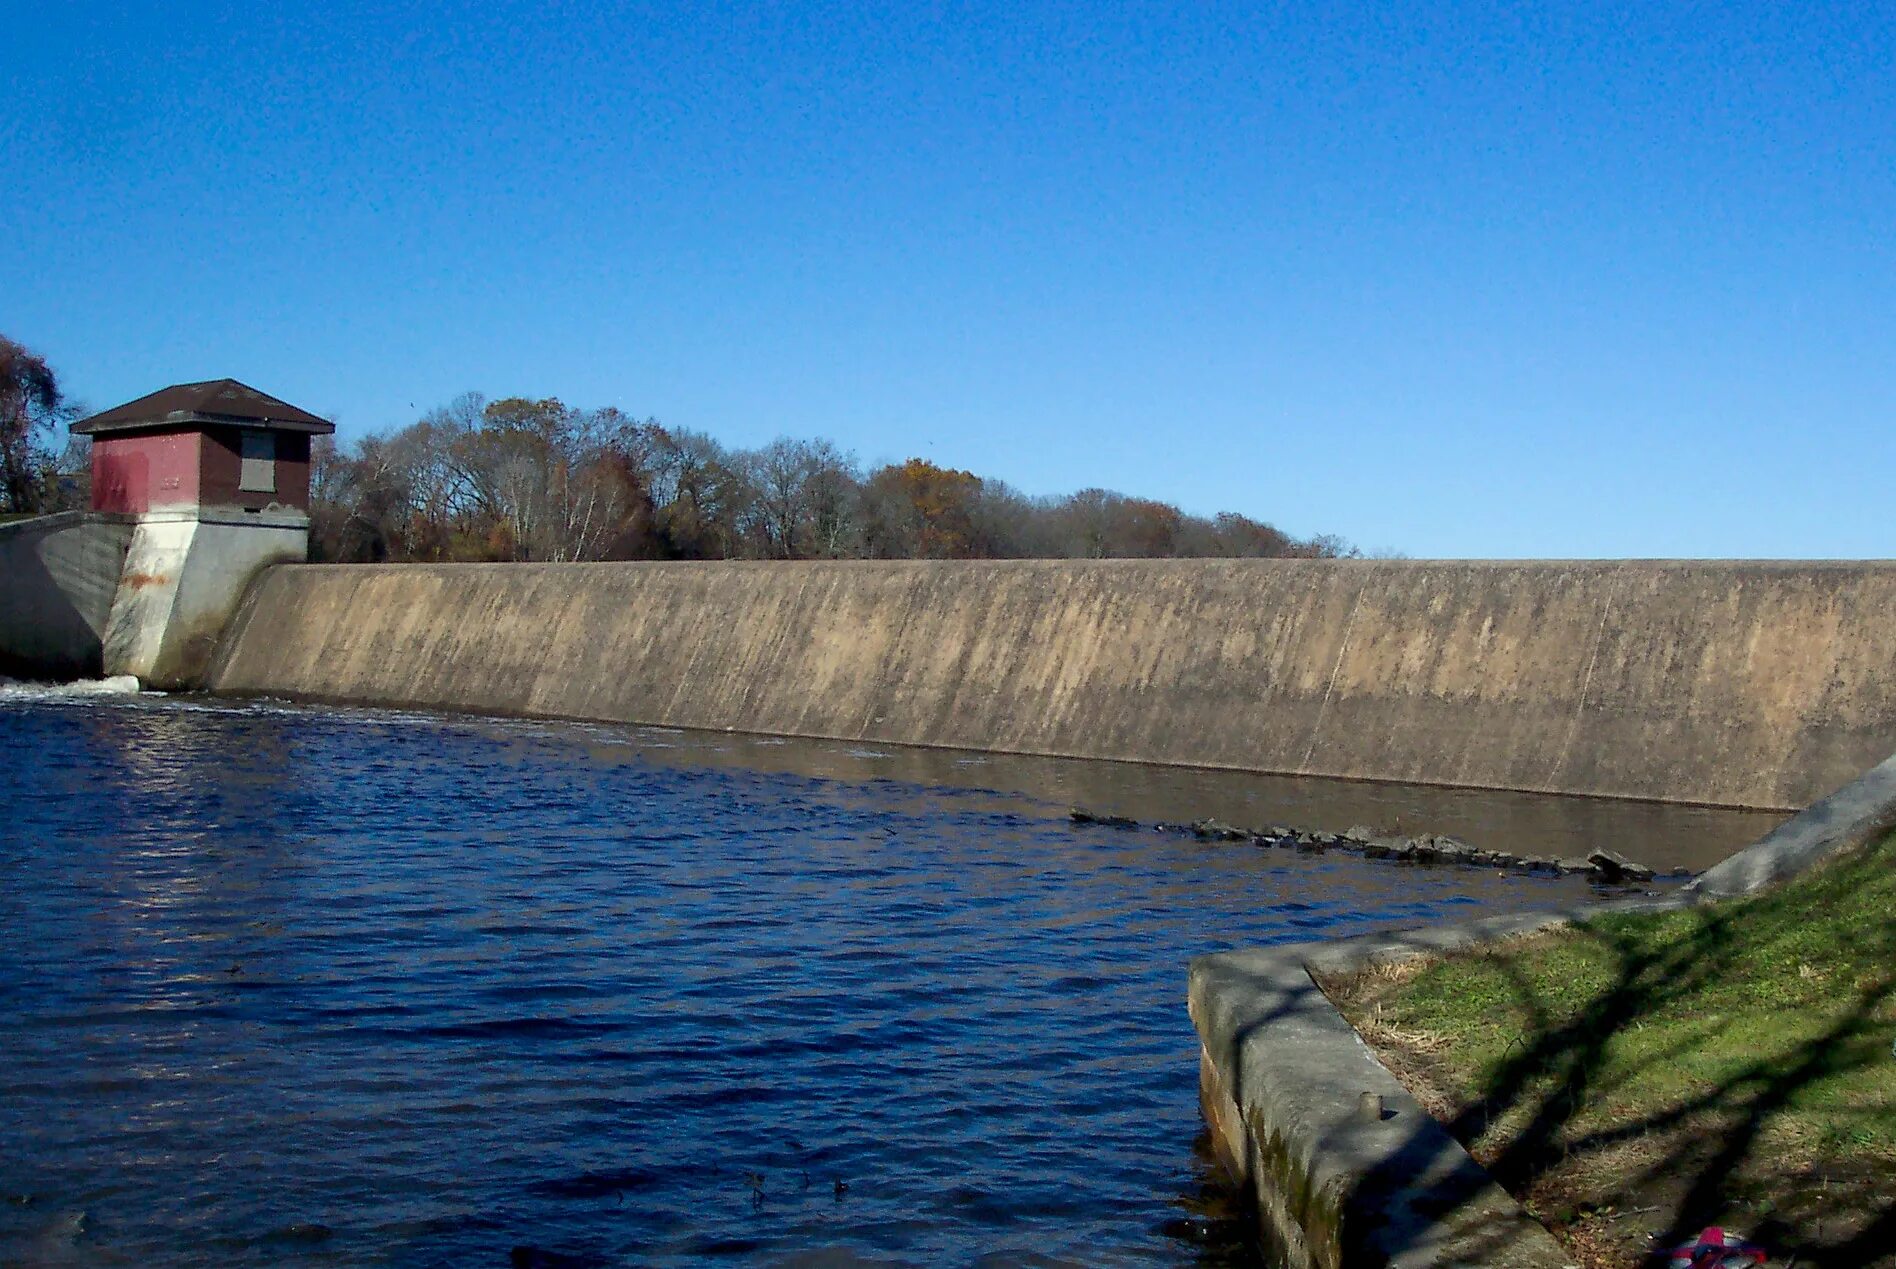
(0, 688, 1780, 1266)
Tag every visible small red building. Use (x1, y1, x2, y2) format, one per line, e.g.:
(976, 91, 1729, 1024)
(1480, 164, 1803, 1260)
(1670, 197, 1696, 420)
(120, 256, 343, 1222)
(72, 379, 335, 516)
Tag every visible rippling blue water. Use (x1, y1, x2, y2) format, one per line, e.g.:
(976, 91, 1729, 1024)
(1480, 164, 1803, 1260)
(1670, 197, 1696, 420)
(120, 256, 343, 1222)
(0, 693, 1600, 1266)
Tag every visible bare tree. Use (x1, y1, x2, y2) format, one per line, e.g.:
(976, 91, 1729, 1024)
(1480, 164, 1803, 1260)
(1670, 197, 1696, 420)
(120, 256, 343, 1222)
(741, 437, 863, 558)
(805, 443, 863, 557)
(650, 427, 748, 558)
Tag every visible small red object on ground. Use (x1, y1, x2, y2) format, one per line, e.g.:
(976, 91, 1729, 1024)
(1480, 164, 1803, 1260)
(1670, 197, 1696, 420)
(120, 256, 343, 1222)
(1668, 1226, 1769, 1268)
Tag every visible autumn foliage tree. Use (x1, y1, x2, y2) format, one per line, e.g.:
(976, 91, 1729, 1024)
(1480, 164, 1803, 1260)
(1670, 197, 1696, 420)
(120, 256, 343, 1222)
(862, 459, 988, 558)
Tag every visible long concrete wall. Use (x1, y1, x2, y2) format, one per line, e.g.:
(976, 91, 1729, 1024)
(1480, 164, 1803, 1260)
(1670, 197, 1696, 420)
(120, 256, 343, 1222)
(0, 512, 135, 679)
(209, 559, 1896, 810)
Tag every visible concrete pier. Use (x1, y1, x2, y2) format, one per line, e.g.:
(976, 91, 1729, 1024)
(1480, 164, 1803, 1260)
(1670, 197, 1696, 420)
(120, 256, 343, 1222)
(100, 507, 311, 688)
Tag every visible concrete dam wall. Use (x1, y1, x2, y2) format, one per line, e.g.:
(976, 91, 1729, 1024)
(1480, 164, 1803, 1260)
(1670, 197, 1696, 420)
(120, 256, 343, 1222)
(209, 559, 1896, 810)
(0, 512, 136, 679)
(0, 509, 309, 688)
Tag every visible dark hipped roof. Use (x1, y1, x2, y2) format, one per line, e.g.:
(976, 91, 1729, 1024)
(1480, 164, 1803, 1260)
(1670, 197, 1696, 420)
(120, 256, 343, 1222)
(71, 378, 336, 436)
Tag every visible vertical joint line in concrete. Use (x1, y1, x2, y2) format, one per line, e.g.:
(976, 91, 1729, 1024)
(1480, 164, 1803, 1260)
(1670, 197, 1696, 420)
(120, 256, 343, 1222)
(1297, 586, 1365, 773)
(1551, 593, 1614, 788)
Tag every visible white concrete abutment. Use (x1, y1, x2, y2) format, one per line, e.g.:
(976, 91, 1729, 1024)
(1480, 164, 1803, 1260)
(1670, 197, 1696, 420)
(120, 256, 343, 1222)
(0, 507, 308, 689)
(101, 508, 309, 688)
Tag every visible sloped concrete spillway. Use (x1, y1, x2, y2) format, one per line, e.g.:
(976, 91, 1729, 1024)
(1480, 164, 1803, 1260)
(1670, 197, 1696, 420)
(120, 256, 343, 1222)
(0, 512, 135, 679)
(211, 558, 1896, 810)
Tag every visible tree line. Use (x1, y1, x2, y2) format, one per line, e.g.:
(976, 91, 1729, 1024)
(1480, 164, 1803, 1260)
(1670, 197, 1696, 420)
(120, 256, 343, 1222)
(312, 393, 1356, 563)
(1, 332, 1357, 559)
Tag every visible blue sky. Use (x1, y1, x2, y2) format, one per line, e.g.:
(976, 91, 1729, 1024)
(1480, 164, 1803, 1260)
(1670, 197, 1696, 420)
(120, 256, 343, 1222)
(6, 1, 1891, 557)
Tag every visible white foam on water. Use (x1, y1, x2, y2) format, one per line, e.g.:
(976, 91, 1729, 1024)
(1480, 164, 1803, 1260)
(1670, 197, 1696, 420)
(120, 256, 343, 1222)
(0, 674, 146, 700)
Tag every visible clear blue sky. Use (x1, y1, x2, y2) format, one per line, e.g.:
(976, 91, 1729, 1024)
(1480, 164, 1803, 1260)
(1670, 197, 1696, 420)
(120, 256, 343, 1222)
(6, 1, 1891, 557)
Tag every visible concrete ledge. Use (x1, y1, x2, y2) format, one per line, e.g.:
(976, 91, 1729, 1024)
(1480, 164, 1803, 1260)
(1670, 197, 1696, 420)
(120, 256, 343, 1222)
(0, 509, 132, 539)
(1189, 922, 1577, 1268)
(1188, 754, 1896, 1269)
(1188, 907, 1689, 1269)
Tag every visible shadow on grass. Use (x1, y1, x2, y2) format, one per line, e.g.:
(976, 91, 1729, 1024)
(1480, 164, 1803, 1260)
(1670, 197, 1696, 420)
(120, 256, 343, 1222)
(1346, 845, 1896, 1267)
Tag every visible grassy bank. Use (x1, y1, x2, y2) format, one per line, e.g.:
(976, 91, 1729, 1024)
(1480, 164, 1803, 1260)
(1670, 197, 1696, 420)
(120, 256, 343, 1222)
(1323, 832, 1896, 1268)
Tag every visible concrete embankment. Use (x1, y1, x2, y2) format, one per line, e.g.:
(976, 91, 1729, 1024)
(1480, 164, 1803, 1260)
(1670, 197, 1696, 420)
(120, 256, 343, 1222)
(209, 558, 1896, 810)
(0, 508, 307, 688)
(0, 512, 135, 679)
(1191, 916, 1588, 1269)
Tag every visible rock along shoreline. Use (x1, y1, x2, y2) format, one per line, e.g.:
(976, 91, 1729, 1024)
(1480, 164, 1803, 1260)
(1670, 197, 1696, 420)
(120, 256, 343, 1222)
(1067, 808, 1674, 888)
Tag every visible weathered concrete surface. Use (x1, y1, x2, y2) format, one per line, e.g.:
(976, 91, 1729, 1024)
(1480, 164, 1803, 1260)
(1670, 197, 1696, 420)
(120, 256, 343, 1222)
(1, 507, 309, 689)
(105, 509, 310, 690)
(1689, 749, 1896, 897)
(0, 512, 136, 679)
(1190, 922, 1582, 1269)
(210, 558, 1896, 809)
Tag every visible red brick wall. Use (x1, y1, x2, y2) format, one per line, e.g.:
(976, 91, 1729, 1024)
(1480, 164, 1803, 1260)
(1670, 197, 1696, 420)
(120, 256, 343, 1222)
(90, 430, 202, 514)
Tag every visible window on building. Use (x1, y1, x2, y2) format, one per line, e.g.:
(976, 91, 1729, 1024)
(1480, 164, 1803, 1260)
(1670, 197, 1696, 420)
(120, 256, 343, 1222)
(239, 431, 276, 493)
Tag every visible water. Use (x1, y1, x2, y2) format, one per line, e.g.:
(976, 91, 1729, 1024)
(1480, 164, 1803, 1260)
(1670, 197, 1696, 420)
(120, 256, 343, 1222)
(0, 690, 1772, 1266)
(535, 721, 1784, 875)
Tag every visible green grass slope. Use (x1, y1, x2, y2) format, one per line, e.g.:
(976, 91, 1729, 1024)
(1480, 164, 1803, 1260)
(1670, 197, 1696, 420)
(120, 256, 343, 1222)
(1327, 832, 1896, 1267)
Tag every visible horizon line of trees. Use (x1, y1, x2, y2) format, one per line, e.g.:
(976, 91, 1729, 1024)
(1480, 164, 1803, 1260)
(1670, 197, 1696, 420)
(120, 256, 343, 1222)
(312, 393, 1360, 564)
(1, 331, 1364, 561)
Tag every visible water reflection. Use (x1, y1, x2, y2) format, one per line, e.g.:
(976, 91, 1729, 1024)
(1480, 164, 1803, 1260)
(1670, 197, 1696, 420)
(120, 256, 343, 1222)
(536, 717, 1778, 873)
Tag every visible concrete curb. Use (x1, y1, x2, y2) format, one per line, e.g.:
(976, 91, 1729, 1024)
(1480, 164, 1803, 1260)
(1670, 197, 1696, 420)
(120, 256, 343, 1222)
(1189, 907, 1651, 1269)
(1188, 747, 1896, 1267)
